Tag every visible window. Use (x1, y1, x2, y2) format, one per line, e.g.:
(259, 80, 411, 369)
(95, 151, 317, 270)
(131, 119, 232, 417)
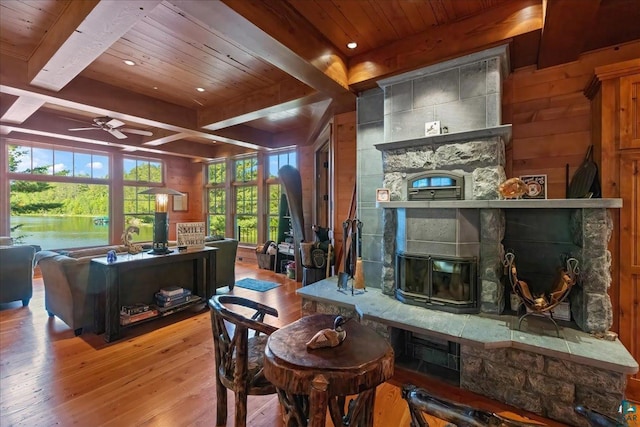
(267, 151, 297, 178)
(10, 144, 109, 178)
(204, 150, 296, 246)
(265, 151, 296, 242)
(206, 161, 226, 237)
(7, 143, 110, 249)
(234, 157, 258, 244)
(266, 184, 281, 241)
(123, 156, 164, 242)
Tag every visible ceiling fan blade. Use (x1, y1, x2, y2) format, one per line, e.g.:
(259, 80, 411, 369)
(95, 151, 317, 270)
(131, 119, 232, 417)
(68, 127, 99, 131)
(120, 128, 153, 137)
(108, 128, 128, 139)
(105, 118, 125, 128)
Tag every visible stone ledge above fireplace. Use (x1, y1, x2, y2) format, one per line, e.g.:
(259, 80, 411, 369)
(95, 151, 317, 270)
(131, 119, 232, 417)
(298, 278, 637, 375)
(375, 124, 512, 152)
(377, 198, 623, 209)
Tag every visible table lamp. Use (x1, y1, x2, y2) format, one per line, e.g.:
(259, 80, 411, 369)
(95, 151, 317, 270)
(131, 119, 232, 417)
(138, 187, 184, 255)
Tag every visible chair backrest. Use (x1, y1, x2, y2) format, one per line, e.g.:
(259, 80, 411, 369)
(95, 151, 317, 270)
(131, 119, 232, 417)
(208, 295, 278, 394)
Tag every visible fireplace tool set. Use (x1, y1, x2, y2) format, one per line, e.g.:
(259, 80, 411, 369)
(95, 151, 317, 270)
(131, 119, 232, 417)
(337, 218, 365, 295)
(504, 251, 579, 337)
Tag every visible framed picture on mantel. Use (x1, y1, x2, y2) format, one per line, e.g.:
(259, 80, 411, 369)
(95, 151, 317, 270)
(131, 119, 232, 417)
(520, 175, 547, 199)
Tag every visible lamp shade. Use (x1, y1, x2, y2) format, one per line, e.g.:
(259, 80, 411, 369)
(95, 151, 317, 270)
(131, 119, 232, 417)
(138, 187, 184, 196)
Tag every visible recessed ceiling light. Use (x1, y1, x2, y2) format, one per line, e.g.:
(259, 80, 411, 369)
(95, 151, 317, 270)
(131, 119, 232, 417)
(153, 86, 158, 90)
(196, 87, 205, 92)
(347, 42, 357, 49)
(123, 59, 136, 66)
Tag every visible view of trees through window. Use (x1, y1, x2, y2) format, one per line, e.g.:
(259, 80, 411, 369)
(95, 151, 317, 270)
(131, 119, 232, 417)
(8, 144, 111, 249)
(123, 157, 164, 242)
(234, 157, 258, 244)
(207, 162, 226, 237)
(206, 150, 296, 246)
(266, 151, 296, 242)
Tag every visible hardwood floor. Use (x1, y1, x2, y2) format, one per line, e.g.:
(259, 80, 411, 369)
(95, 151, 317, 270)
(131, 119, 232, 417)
(0, 261, 568, 426)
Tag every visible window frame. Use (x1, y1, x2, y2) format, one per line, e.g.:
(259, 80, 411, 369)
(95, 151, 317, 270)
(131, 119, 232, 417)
(204, 149, 297, 247)
(205, 160, 227, 237)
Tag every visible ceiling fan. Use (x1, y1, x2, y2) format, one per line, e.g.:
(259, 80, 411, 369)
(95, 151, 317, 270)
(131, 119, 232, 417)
(68, 116, 153, 140)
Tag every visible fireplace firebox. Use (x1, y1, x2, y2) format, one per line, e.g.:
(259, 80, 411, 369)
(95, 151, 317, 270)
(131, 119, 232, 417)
(396, 252, 478, 314)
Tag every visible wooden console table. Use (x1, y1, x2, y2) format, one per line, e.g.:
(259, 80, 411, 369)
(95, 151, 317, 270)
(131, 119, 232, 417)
(264, 314, 394, 427)
(91, 247, 217, 342)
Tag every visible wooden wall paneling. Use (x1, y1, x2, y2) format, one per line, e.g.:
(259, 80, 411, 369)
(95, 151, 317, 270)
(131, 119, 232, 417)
(310, 123, 330, 230)
(620, 74, 640, 149)
(620, 153, 640, 392)
(331, 111, 356, 274)
(164, 156, 202, 240)
(508, 42, 640, 200)
(587, 58, 640, 400)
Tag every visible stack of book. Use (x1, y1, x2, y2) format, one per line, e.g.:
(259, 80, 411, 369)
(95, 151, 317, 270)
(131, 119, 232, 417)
(120, 303, 158, 325)
(154, 286, 201, 316)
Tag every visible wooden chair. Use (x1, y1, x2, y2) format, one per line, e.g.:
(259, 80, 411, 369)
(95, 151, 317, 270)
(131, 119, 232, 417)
(208, 295, 279, 427)
(402, 384, 546, 426)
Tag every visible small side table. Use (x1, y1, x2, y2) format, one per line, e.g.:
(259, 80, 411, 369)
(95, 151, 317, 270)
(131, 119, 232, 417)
(264, 314, 394, 427)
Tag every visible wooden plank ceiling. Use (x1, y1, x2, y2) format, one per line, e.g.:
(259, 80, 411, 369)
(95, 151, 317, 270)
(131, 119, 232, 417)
(0, 0, 639, 160)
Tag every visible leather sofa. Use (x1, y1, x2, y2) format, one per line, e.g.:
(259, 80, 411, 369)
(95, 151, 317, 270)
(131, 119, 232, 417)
(35, 245, 126, 335)
(0, 244, 36, 306)
(35, 239, 238, 335)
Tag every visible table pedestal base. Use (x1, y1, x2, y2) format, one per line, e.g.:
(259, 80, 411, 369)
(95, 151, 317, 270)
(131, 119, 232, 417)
(276, 384, 376, 427)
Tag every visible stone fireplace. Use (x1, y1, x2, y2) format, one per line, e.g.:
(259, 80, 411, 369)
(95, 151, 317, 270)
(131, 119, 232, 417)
(374, 45, 511, 319)
(372, 44, 615, 335)
(296, 45, 637, 426)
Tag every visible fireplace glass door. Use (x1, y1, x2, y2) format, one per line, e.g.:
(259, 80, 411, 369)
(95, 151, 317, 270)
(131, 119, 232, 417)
(396, 253, 478, 313)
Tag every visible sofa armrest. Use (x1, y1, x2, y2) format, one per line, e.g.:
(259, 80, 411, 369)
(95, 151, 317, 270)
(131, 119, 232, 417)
(205, 238, 238, 288)
(0, 245, 36, 305)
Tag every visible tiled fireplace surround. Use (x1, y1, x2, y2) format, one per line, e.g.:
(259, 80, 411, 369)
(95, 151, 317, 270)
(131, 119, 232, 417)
(298, 46, 637, 425)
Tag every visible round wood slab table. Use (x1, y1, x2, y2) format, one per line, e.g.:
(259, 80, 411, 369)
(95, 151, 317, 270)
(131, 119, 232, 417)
(263, 313, 394, 427)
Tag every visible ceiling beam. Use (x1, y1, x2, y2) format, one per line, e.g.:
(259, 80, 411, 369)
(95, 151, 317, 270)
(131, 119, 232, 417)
(509, 30, 541, 70)
(1, 55, 276, 149)
(348, 0, 543, 91)
(0, 115, 217, 161)
(0, 96, 45, 124)
(173, 0, 354, 101)
(2, 54, 197, 130)
(199, 79, 325, 130)
(29, 0, 163, 91)
(537, 0, 601, 69)
(142, 130, 190, 147)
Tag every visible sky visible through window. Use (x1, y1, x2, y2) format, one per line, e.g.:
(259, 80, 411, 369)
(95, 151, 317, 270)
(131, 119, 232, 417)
(13, 146, 108, 178)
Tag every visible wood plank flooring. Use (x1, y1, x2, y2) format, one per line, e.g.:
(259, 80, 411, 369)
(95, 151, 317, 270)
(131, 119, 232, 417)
(0, 261, 568, 426)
